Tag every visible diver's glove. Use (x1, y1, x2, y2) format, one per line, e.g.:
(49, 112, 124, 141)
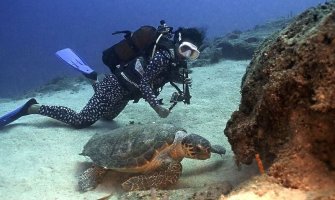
(153, 105, 170, 118)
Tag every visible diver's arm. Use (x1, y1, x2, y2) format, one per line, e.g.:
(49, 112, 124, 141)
(138, 50, 171, 108)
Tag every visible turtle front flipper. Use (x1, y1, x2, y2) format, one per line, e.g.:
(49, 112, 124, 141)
(78, 165, 107, 192)
(121, 162, 182, 191)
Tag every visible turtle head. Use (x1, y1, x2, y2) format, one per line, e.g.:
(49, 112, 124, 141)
(181, 134, 211, 160)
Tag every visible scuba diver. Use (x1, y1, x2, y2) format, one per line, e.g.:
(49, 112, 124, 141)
(0, 21, 204, 129)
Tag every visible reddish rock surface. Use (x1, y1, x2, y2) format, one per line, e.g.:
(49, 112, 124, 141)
(224, 0, 335, 195)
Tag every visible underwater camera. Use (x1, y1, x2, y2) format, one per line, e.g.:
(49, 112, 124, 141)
(168, 68, 192, 111)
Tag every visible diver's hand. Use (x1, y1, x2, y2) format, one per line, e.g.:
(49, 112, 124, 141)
(153, 105, 170, 118)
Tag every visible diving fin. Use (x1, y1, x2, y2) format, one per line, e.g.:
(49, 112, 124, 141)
(0, 98, 38, 128)
(56, 48, 98, 81)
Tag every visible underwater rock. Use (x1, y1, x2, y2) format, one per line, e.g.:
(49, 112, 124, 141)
(244, 37, 259, 43)
(191, 18, 292, 67)
(216, 18, 291, 61)
(226, 33, 240, 40)
(224, 0, 335, 194)
(217, 40, 255, 60)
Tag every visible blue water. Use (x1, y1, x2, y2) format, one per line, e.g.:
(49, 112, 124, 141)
(0, 0, 326, 98)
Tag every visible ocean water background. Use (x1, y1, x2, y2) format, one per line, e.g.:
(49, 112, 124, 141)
(0, 0, 326, 98)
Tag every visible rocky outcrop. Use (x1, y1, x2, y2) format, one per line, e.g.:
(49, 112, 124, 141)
(191, 18, 292, 67)
(224, 0, 335, 193)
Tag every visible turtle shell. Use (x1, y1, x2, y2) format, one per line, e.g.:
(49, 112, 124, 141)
(81, 123, 183, 171)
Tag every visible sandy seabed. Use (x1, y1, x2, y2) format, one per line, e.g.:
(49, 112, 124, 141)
(0, 60, 260, 200)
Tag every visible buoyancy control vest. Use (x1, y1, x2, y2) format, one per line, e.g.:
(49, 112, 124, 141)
(114, 47, 178, 101)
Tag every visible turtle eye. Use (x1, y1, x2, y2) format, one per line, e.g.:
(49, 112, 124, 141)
(194, 145, 202, 153)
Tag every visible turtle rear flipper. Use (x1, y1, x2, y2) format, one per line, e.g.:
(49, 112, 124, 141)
(121, 162, 182, 191)
(78, 165, 107, 192)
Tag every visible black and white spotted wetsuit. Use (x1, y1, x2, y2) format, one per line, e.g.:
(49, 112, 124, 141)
(38, 49, 173, 128)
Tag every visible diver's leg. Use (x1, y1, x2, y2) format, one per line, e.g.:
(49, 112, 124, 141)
(37, 95, 103, 128)
(31, 74, 125, 128)
(101, 100, 129, 120)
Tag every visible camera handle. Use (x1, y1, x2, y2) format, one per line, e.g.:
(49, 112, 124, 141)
(168, 69, 191, 111)
(183, 68, 191, 104)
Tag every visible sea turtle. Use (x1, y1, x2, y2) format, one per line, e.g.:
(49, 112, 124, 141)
(78, 123, 226, 192)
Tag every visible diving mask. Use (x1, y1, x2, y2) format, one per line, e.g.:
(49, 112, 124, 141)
(178, 41, 200, 60)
